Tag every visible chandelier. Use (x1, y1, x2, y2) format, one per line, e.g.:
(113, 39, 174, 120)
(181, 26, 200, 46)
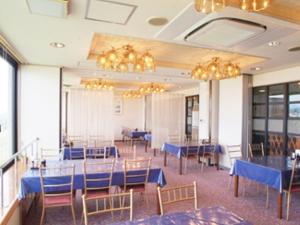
(122, 83, 166, 99)
(240, 0, 271, 11)
(139, 83, 165, 94)
(195, 0, 226, 13)
(191, 57, 241, 80)
(81, 79, 114, 90)
(122, 90, 142, 98)
(96, 45, 156, 73)
(194, 0, 271, 13)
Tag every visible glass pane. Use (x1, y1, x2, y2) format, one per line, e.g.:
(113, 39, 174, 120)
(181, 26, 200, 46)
(269, 84, 284, 103)
(252, 132, 265, 144)
(0, 57, 14, 164)
(269, 104, 284, 118)
(289, 103, 300, 118)
(289, 82, 300, 102)
(253, 104, 266, 117)
(288, 120, 300, 134)
(288, 135, 300, 151)
(268, 119, 283, 132)
(253, 119, 265, 131)
(253, 87, 267, 103)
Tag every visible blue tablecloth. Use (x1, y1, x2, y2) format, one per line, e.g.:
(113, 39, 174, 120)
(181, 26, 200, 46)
(144, 134, 151, 142)
(19, 159, 166, 199)
(230, 156, 295, 192)
(162, 142, 222, 159)
(111, 206, 252, 225)
(129, 131, 148, 139)
(63, 146, 119, 160)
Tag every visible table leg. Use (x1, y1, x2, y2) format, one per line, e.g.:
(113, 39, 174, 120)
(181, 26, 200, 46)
(157, 184, 161, 215)
(234, 175, 239, 197)
(154, 148, 156, 157)
(215, 153, 219, 170)
(277, 193, 283, 219)
(164, 151, 167, 166)
(145, 141, 148, 152)
(179, 156, 183, 175)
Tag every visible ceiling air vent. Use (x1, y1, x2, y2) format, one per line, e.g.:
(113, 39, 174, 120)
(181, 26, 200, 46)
(184, 18, 267, 48)
(26, 0, 69, 18)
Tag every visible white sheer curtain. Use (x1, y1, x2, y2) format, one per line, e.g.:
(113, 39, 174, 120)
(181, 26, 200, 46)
(151, 93, 185, 149)
(67, 89, 114, 140)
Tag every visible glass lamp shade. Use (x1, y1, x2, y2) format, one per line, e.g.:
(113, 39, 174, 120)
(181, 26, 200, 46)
(195, 0, 226, 13)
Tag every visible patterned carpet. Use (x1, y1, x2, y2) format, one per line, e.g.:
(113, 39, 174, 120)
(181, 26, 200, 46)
(25, 142, 300, 225)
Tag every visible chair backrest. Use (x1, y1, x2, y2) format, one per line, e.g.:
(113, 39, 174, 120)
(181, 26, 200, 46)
(82, 189, 133, 225)
(124, 158, 152, 191)
(40, 165, 74, 200)
(83, 159, 115, 196)
(69, 147, 84, 160)
(288, 157, 300, 193)
(40, 147, 63, 160)
(84, 147, 110, 159)
(88, 135, 105, 147)
(227, 145, 242, 166)
(157, 181, 197, 215)
(201, 141, 216, 157)
(248, 143, 264, 158)
(168, 134, 181, 143)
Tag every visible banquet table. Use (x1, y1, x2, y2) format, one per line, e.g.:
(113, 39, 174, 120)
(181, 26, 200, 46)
(162, 142, 222, 175)
(63, 146, 119, 160)
(111, 206, 252, 225)
(231, 156, 298, 219)
(19, 159, 166, 200)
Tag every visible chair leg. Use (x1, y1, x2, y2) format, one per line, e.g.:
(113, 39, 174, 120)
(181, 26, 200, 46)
(286, 193, 291, 221)
(228, 176, 232, 190)
(201, 158, 204, 173)
(71, 205, 77, 225)
(40, 206, 45, 225)
(265, 186, 269, 209)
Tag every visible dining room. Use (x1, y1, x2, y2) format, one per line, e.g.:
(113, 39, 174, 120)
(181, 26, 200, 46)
(1, 1, 300, 225)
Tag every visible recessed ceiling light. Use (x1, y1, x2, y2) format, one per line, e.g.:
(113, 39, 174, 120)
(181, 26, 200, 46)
(268, 41, 280, 47)
(251, 67, 262, 71)
(147, 17, 168, 26)
(50, 42, 65, 48)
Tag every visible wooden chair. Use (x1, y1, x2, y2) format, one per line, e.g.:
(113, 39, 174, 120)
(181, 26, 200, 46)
(69, 147, 84, 160)
(248, 143, 264, 158)
(83, 159, 115, 199)
(40, 147, 63, 160)
(183, 140, 201, 173)
(284, 157, 300, 221)
(82, 189, 133, 225)
(120, 158, 152, 205)
(84, 147, 110, 159)
(157, 181, 197, 215)
(39, 165, 76, 225)
(88, 135, 105, 147)
(200, 139, 217, 172)
(227, 145, 242, 189)
(248, 143, 269, 208)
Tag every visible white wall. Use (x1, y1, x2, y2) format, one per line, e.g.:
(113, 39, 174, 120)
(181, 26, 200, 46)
(199, 82, 209, 139)
(218, 77, 243, 167)
(253, 66, 300, 87)
(113, 95, 145, 140)
(20, 65, 60, 149)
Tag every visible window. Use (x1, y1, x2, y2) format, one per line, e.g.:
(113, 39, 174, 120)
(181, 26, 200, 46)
(0, 47, 17, 165)
(252, 81, 300, 156)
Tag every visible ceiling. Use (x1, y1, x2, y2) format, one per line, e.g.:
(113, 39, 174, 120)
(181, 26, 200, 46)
(1, 0, 300, 89)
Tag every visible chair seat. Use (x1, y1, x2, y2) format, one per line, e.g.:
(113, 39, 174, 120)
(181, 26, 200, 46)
(44, 195, 72, 206)
(86, 189, 109, 198)
(120, 184, 145, 192)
